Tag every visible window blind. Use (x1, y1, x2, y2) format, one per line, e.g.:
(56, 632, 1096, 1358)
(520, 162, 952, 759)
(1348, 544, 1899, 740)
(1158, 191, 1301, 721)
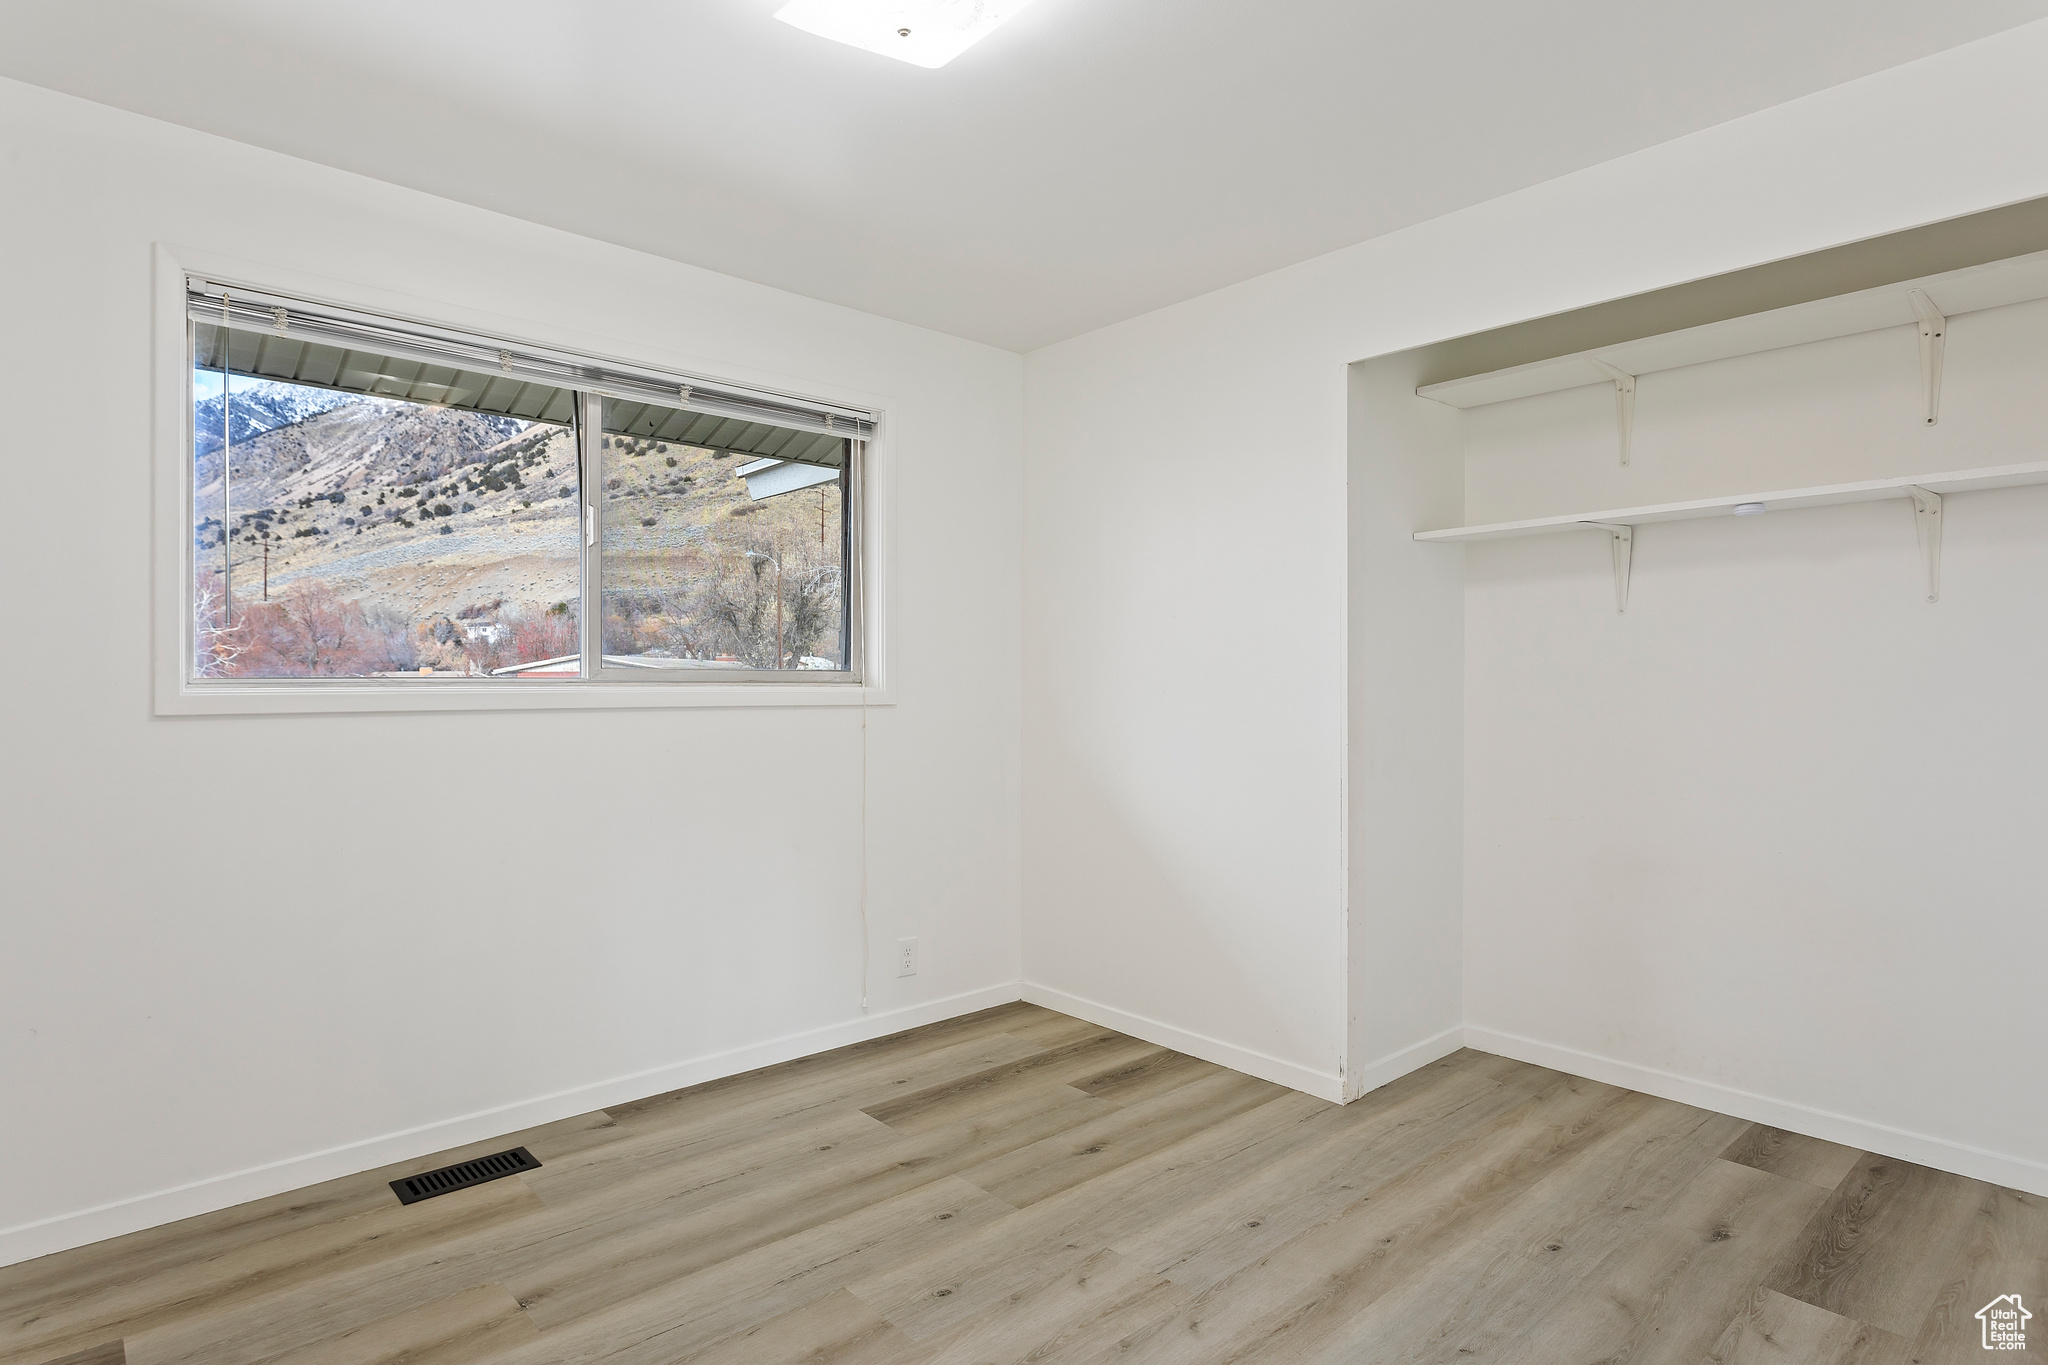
(185, 278, 876, 445)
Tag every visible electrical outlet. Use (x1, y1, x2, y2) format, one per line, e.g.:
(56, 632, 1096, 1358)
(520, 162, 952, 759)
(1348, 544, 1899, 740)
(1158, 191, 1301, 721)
(896, 936, 919, 978)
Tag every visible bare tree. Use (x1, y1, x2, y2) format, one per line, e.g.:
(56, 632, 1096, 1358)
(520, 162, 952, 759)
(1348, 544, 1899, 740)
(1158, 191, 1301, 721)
(241, 581, 365, 675)
(510, 606, 579, 664)
(463, 606, 579, 674)
(357, 604, 419, 673)
(191, 571, 250, 677)
(595, 530, 843, 668)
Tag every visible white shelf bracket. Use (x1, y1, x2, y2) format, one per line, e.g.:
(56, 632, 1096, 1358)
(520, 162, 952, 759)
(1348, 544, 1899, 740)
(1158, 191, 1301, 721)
(1589, 359, 1636, 466)
(1907, 486, 1942, 603)
(1908, 288, 1945, 426)
(1586, 521, 1633, 613)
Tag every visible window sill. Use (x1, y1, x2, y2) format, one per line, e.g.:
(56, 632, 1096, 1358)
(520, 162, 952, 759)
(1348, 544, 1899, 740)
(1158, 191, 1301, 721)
(156, 681, 893, 717)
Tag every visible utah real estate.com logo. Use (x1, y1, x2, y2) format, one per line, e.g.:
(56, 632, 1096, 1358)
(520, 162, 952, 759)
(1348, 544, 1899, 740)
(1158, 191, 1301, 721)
(1979, 1295, 2031, 1351)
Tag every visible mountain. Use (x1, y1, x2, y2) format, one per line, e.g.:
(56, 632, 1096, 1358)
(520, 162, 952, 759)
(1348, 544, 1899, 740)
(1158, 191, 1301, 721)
(192, 382, 534, 510)
(193, 380, 357, 461)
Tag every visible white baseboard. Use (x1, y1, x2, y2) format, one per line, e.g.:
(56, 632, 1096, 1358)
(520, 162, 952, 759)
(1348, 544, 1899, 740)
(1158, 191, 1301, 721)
(1463, 1025, 2048, 1198)
(0, 982, 1024, 1270)
(17, 993, 2039, 1270)
(1342, 1024, 1467, 1102)
(1020, 981, 1346, 1102)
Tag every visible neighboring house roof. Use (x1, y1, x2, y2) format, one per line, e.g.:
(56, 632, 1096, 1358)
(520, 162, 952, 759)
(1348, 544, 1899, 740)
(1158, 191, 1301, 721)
(487, 653, 763, 675)
(737, 456, 842, 502)
(490, 654, 580, 676)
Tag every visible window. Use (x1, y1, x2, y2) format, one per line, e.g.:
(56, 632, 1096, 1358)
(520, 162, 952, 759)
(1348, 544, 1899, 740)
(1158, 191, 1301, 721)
(184, 281, 867, 690)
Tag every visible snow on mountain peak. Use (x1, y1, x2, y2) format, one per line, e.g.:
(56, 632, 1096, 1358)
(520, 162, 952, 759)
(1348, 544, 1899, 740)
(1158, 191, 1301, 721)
(192, 380, 357, 459)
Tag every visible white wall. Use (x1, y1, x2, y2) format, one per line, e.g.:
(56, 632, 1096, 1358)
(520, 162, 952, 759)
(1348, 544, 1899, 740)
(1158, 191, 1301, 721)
(1460, 299, 2048, 1191)
(1345, 356, 1465, 1098)
(1022, 18, 2048, 1169)
(0, 78, 1023, 1266)
(1020, 334, 1350, 1097)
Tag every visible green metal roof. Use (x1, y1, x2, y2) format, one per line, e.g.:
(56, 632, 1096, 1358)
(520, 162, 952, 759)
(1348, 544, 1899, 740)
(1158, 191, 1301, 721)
(195, 320, 846, 466)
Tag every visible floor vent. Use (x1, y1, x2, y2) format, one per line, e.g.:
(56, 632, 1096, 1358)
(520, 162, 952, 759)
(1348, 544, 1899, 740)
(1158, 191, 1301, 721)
(390, 1147, 540, 1205)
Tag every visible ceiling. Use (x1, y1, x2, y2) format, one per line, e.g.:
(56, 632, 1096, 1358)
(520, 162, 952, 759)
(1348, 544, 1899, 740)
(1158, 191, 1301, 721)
(4, 1, 2046, 352)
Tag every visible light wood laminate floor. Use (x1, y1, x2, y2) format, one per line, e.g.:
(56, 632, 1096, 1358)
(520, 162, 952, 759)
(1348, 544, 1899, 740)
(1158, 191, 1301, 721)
(3, 1003, 2041, 1365)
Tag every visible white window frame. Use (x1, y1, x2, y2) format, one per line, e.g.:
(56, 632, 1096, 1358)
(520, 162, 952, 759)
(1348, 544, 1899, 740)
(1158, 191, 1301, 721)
(152, 245, 893, 716)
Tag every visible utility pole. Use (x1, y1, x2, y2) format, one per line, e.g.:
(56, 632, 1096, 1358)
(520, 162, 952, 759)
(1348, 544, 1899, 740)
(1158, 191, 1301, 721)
(262, 540, 270, 601)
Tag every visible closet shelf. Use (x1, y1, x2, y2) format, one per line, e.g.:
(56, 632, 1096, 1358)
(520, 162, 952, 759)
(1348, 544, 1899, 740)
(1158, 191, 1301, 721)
(1413, 248, 2048, 412)
(1412, 459, 2048, 544)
